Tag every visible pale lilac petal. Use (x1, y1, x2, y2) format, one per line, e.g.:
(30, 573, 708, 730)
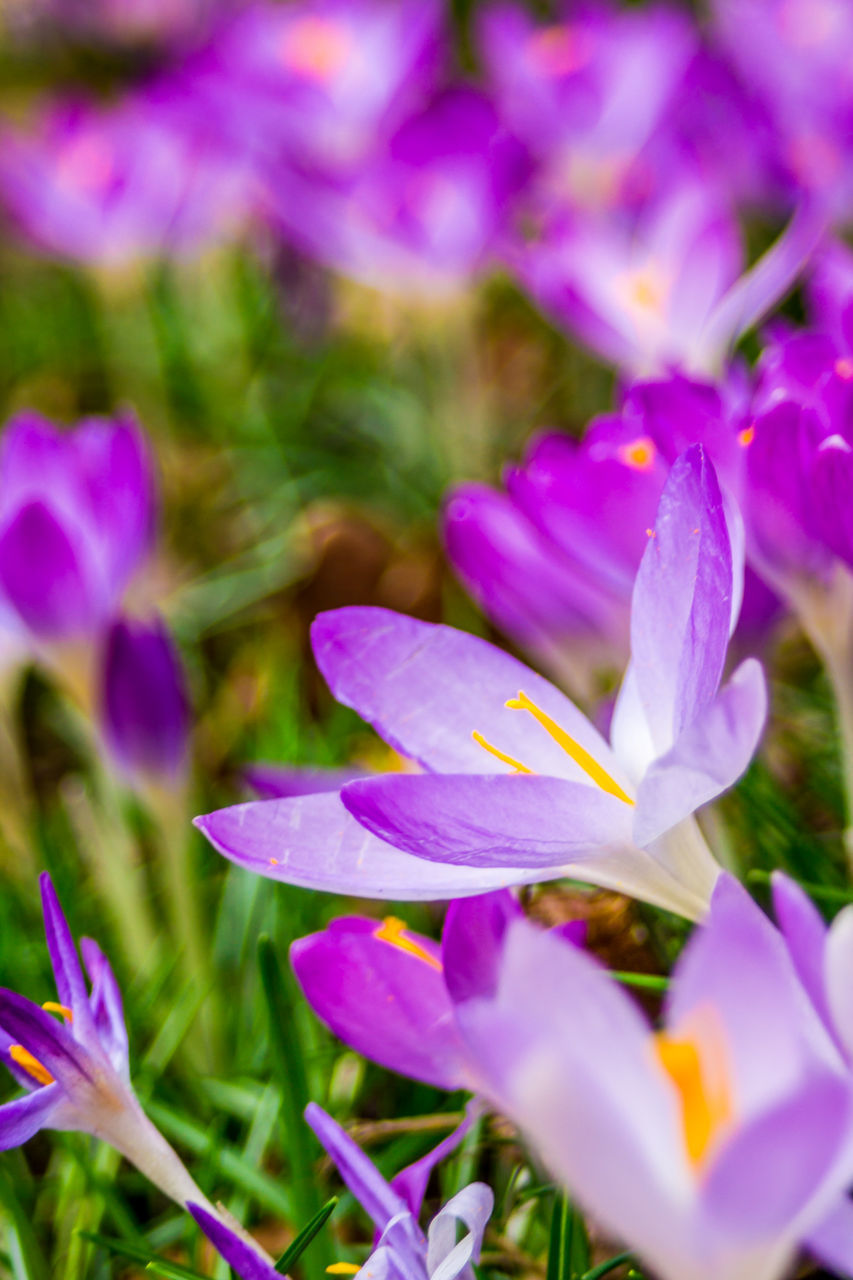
(244, 763, 369, 800)
(824, 905, 853, 1059)
(39, 873, 98, 1044)
(666, 876, 837, 1114)
(341, 773, 632, 868)
(194, 793, 535, 901)
(290, 917, 472, 1091)
(609, 663, 657, 786)
(805, 1197, 853, 1277)
(771, 873, 832, 1035)
(392, 1105, 479, 1219)
(630, 446, 732, 753)
(426, 1182, 493, 1280)
(80, 937, 129, 1076)
(310, 607, 625, 785)
(304, 1103, 415, 1237)
(0, 500, 95, 636)
(702, 1071, 852, 1237)
(632, 658, 767, 847)
(0, 1084, 61, 1150)
(189, 1205, 279, 1280)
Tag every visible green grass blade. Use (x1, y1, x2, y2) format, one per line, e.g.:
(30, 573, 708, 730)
(77, 1230, 208, 1280)
(547, 1195, 589, 1280)
(581, 1252, 634, 1280)
(274, 1197, 338, 1274)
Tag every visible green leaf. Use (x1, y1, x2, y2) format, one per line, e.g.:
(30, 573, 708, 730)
(77, 1230, 208, 1280)
(547, 1194, 589, 1280)
(581, 1252, 634, 1280)
(274, 1198, 339, 1274)
(608, 972, 668, 992)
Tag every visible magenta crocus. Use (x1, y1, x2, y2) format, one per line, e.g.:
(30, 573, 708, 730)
(100, 614, 190, 786)
(0, 94, 252, 265)
(0, 410, 155, 641)
(190, 1103, 492, 1280)
(196, 446, 766, 920)
(448, 874, 853, 1280)
(0, 874, 213, 1210)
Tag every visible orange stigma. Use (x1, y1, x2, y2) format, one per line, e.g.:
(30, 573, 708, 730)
(527, 24, 587, 76)
(281, 17, 352, 81)
(505, 691, 634, 805)
(374, 917, 442, 971)
(655, 1013, 733, 1167)
(618, 436, 656, 471)
(835, 357, 853, 381)
(9, 1045, 54, 1087)
(737, 424, 755, 448)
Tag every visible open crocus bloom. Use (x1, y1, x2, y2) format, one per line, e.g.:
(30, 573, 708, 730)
(0, 410, 154, 641)
(449, 875, 853, 1280)
(0, 875, 211, 1211)
(190, 1103, 492, 1280)
(197, 446, 766, 920)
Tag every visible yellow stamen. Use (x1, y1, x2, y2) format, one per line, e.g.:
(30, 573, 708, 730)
(505, 691, 634, 805)
(655, 1027, 733, 1167)
(374, 917, 442, 971)
(471, 729, 533, 775)
(737, 424, 755, 448)
(618, 436, 656, 471)
(836, 357, 853, 381)
(326, 1265, 360, 1275)
(42, 1002, 73, 1022)
(9, 1045, 54, 1087)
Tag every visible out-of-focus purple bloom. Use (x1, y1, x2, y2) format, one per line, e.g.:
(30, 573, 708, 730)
(449, 874, 853, 1280)
(177, 0, 442, 174)
(196, 447, 766, 920)
(0, 410, 154, 641)
(244, 763, 369, 801)
(32, 0, 219, 49)
(444, 376, 777, 670)
(191, 1104, 493, 1280)
(0, 95, 252, 265)
(808, 239, 853, 350)
(0, 874, 211, 1209)
(100, 614, 190, 786)
(710, 0, 853, 223)
(265, 87, 529, 298)
(511, 182, 823, 377)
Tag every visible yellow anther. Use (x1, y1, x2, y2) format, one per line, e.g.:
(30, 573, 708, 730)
(42, 1002, 73, 1022)
(655, 1028, 733, 1167)
(472, 730, 534, 775)
(836, 357, 853, 380)
(506, 691, 635, 805)
(737, 424, 756, 448)
(374, 918, 443, 972)
(326, 1265, 361, 1275)
(618, 436, 656, 472)
(9, 1045, 54, 1087)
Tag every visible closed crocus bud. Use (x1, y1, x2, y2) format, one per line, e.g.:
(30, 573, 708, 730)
(101, 615, 190, 785)
(0, 410, 155, 642)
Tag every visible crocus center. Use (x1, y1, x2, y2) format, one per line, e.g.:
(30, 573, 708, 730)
(473, 689, 635, 805)
(8, 1002, 73, 1087)
(374, 917, 442, 971)
(835, 357, 853, 380)
(623, 267, 669, 318)
(654, 1015, 733, 1168)
(737, 424, 755, 447)
(280, 17, 353, 82)
(55, 134, 115, 196)
(617, 436, 656, 471)
(527, 24, 590, 77)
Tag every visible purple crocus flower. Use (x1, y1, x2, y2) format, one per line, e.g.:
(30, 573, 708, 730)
(264, 86, 529, 298)
(31, 0, 218, 49)
(100, 614, 190, 786)
(0, 410, 155, 641)
(511, 180, 823, 378)
(190, 1103, 492, 1280)
(0, 94, 252, 265)
(196, 446, 766, 920)
(447, 874, 853, 1280)
(0, 874, 213, 1210)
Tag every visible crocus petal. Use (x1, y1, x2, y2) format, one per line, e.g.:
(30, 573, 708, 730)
(80, 936, 129, 1077)
(805, 1196, 853, 1277)
(39, 873, 98, 1045)
(342, 773, 633, 867)
(426, 1182, 493, 1280)
(632, 658, 767, 847)
(290, 916, 473, 1091)
(441, 891, 522, 1005)
(630, 445, 732, 753)
(665, 876, 837, 1114)
(195, 793, 534, 901)
(391, 1104, 479, 1219)
(0, 989, 97, 1087)
(304, 1103, 414, 1236)
(824, 905, 853, 1060)
(0, 500, 95, 637)
(244, 763, 369, 800)
(311, 607, 625, 785)
(811, 434, 853, 571)
(0, 1083, 61, 1150)
(771, 873, 832, 1036)
(189, 1204, 279, 1280)
(702, 1070, 852, 1238)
